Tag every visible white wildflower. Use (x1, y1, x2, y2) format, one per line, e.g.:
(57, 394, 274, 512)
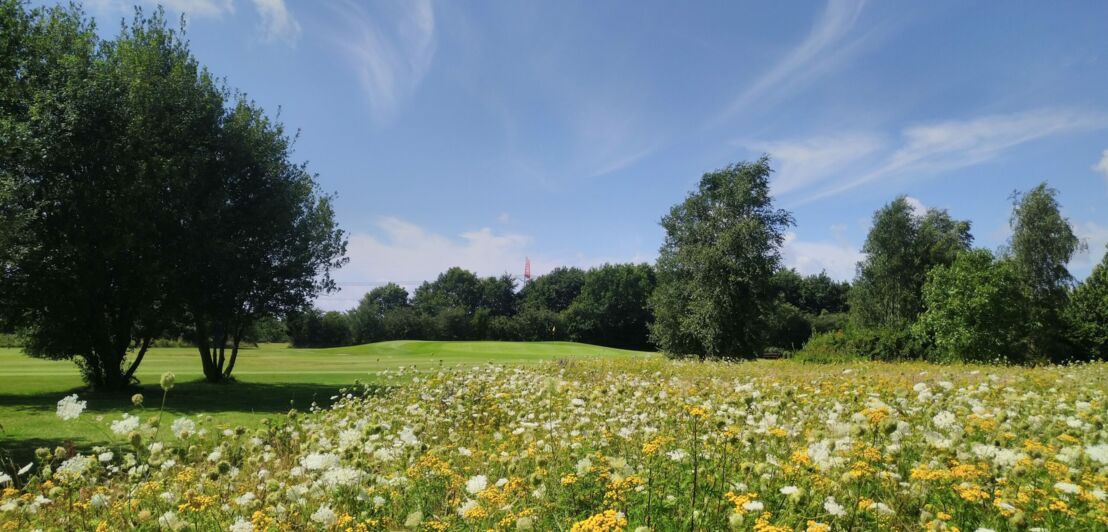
(55, 394, 86, 421)
(931, 410, 957, 431)
(110, 413, 140, 435)
(229, 517, 253, 532)
(1085, 443, 1108, 465)
(466, 475, 488, 495)
(171, 418, 196, 439)
(310, 505, 336, 526)
(1054, 481, 1081, 494)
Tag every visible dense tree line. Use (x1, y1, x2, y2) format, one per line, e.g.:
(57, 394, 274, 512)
(288, 263, 657, 350)
(0, 3, 345, 390)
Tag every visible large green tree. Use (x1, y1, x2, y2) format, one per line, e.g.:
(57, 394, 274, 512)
(174, 96, 347, 382)
(649, 158, 794, 359)
(1007, 183, 1083, 361)
(0, 4, 346, 387)
(1066, 247, 1108, 360)
(349, 283, 411, 344)
(519, 267, 586, 313)
(412, 267, 485, 316)
(914, 249, 1029, 363)
(0, 5, 207, 389)
(850, 197, 972, 328)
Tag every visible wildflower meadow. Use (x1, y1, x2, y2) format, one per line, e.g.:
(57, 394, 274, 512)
(2, 358, 1106, 531)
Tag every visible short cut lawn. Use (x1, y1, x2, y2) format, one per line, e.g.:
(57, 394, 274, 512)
(0, 341, 655, 462)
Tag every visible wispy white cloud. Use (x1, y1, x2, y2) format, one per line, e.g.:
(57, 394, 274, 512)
(1094, 149, 1108, 190)
(781, 232, 862, 280)
(328, 0, 436, 123)
(251, 0, 300, 44)
(719, 0, 868, 119)
(738, 133, 883, 196)
(798, 107, 1108, 204)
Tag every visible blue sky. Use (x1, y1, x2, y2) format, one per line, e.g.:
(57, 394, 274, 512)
(62, 0, 1108, 309)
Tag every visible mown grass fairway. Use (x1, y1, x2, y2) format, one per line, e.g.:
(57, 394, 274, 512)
(0, 341, 654, 461)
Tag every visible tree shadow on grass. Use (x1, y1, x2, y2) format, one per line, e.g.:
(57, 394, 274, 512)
(0, 379, 392, 415)
(0, 378, 393, 464)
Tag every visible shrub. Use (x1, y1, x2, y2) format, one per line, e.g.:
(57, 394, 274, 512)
(792, 331, 863, 363)
(846, 326, 926, 361)
(808, 311, 849, 334)
(795, 326, 925, 363)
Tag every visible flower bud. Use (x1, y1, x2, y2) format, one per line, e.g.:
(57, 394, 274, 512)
(160, 372, 175, 391)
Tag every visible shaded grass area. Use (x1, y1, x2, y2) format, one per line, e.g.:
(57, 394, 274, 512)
(0, 341, 653, 463)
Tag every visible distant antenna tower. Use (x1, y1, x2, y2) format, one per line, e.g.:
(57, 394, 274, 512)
(523, 257, 532, 282)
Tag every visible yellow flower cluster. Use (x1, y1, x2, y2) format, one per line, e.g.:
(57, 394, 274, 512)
(570, 509, 628, 532)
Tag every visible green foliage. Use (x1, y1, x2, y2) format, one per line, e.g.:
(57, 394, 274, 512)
(808, 312, 849, 334)
(850, 197, 972, 328)
(564, 263, 656, 350)
(1066, 247, 1108, 360)
(914, 250, 1030, 363)
(0, 5, 177, 389)
(765, 303, 812, 350)
(349, 283, 411, 344)
(650, 158, 794, 359)
(487, 308, 565, 342)
(287, 309, 353, 348)
(249, 315, 289, 344)
(175, 93, 346, 382)
(0, 333, 22, 348)
(412, 268, 486, 316)
(791, 331, 864, 364)
(519, 267, 585, 313)
(771, 269, 850, 315)
(1008, 183, 1083, 361)
(795, 325, 924, 363)
(764, 268, 851, 350)
(0, 4, 344, 388)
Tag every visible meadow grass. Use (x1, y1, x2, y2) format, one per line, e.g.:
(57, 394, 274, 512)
(0, 341, 655, 463)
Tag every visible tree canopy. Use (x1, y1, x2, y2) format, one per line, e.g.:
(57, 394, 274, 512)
(914, 249, 1028, 363)
(1007, 183, 1083, 361)
(650, 157, 794, 359)
(850, 197, 972, 328)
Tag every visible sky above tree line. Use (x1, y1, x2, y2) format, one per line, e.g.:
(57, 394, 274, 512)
(44, 0, 1108, 310)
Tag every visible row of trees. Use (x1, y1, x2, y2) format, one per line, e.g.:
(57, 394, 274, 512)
(287, 259, 847, 353)
(288, 263, 658, 350)
(801, 185, 1107, 364)
(0, 3, 346, 389)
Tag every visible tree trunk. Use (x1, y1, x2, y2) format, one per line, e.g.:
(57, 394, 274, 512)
(96, 347, 128, 391)
(196, 321, 222, 382)
(123, 336, 152, 383)
(223, 334, 241, 379)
